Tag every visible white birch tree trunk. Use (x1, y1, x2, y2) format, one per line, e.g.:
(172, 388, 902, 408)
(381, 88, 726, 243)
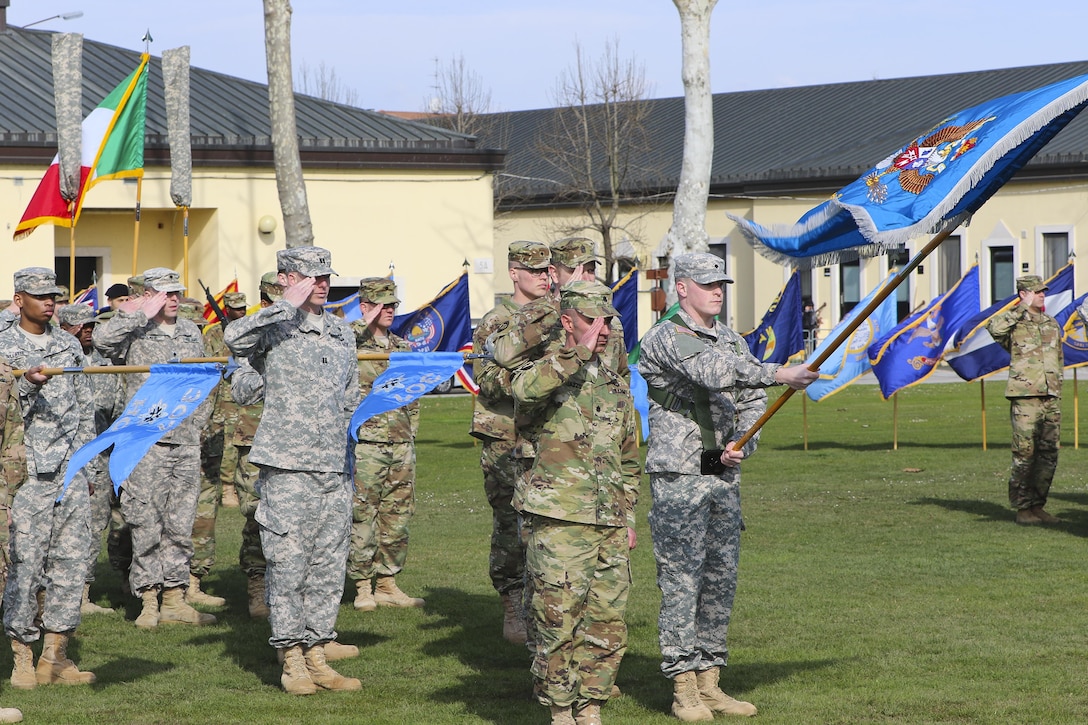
(263, 0, 313, 248)
(667, 0, 718, 259)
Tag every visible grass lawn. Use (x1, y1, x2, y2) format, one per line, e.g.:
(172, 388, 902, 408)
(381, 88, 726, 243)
(7, 380, 1088, 723)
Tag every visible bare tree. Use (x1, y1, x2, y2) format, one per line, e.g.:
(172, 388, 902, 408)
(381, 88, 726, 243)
(425, 54, 493, 136)
(296, 60, 359, 106)
(535, 40, 657, 284)
(263, 0, 313, 248)
(665, 0, 719, 259)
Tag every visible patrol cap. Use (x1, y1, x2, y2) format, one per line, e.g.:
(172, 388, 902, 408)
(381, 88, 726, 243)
(128, 275, 146, 296)
(13, 267, 64, 296)
(276, 246, 336, 277)
(358, 277, 399, 305)
(559, 280, 619, 319)
(1016, 275, 1048, 293)
(508, 240, 551, 270)
(56, 285, 70, 302)
(105, 283, 130, 299)
(55, 304, 96, 327)
(143, 267, 186, 293)
(551, 237, 600, 268)
(94, 310, 117, 322)
(177, 301, 207, 325)
(224, 291, 247, 309)
(674, 253, 734, 285)
(260, 271, 284, 302)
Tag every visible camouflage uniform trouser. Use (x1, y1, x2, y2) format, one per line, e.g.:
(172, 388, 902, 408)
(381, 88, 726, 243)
(4, 471, 91, 642)
(84, 458, 112, 584)
(525, 514, 629, 709)
(256, 467, 351, 650)
(481, 438, 526, 595)
(1008, 395, 1061, 510)
(107, 489, 131, 574)
(348, 441, 415, 581)
(649, 471, 742, 678)
(235, 446, 266, 578)
(192, 427, 224, 578)
(122, 442, 200, 595)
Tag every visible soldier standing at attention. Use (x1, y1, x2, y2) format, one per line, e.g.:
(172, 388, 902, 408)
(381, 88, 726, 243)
(987, 275, 1064, 526)
(348, 278, 424, 610)
(224, 247, 361, 695)
(93, 268, 216, 629)
(510, 281, 640, 725)
(55, 304, 125, 617)
(0, 268, 97, 690)
(470, 240, 551, 644)
(0, 356, 27, 722)
(638, 253, 817, 721)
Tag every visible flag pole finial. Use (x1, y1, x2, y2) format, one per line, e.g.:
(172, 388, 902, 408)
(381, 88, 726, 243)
(142, 30, 153, 53)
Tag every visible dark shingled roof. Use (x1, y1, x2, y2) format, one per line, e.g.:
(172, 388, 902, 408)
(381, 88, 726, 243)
(0, 27, 504, 170)
(487, 60, 1088, 205)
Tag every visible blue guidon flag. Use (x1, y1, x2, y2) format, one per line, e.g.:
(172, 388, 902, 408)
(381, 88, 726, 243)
(350, 352, 467, 438)
(729, 74, 1088, 266)
(392, 272, 471, 353)
(742, 271, 804, 365)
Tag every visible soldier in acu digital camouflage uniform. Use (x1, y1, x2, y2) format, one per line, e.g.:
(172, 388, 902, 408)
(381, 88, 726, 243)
(638, 253, 817, 722)
(56, 304, 125, 617)
(93, 268, 216, 630)
(224, 247, 361, 695)
(0, 357, 27, 723)
(471, 240, 551, 644)
(509, 281, 640, 725)
(0, 268, 97, 690)
(988, 274, 1064, 526)
(348, 278, 424, 611)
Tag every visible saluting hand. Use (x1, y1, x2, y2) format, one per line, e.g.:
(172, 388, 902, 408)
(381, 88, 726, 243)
(140, 291, 169, 319)
(283, 276, 315, 308)
(361, 301, 384, 327)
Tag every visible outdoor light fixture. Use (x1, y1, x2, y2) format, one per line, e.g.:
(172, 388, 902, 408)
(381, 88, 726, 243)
(257, 215, 277, 235)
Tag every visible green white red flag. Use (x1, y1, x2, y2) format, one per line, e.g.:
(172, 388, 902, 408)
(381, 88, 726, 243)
(14, 53, 149, 241)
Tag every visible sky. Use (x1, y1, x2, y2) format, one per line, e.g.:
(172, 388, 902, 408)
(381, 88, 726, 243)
(9, 1, 1088, 113)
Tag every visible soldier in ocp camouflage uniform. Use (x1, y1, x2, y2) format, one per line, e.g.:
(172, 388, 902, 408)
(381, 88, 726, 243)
(510, 281, 640, 725)
(224, 247, 361, 695)
(471, 240, 552, 644)
(93, 268, 216, 629)
(987, 274, 1064, 526)
(0, 356, 26, 723)
(0, 268, 97, 689)
(638, 253, 816, 721)
(217, 292, 249, 508)
(348, 278, 424, 611)
(56, 304, 125, 617)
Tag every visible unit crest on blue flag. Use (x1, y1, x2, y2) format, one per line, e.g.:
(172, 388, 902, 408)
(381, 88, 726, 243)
(350, 352, 466, 439)
(392, 272, 471, 353)
(743, 271, 804, 364)
(1055, 291, 1088, 367)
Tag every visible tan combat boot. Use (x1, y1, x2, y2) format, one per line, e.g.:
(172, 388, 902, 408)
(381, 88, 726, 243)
(324, 641, 360, 661)
(501, 590, 527, 644)
(671, 671, 713, 721)
(9, 640, 36, 690)
(186, 574, 226, 608)
(160, 587, 217, 626)
(696, 667, 757, 716)
(549, 705, 576, 725)
(0, 704, 21, 723)
(1015, 508, 1042, 526)
(80, 583, 115, 615)
(373, 576, 424, 608)
(574, 700, 603, 725)
(303, 644, 361, 691)
(1030, 506, 1063, 524)
(221, 484, 240, 508)
(135, 587, 160, 629)
(247, 575, 270, 619)
(353, 579, 376, 611)
(36, 632, 95, 686)
(279, 645, 317, 696)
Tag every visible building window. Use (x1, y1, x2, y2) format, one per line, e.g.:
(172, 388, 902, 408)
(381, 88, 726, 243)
(938, 235, 962, 294)
(989, 246, 1014, 305)
(886, 246, 910, 320)
(1042, 231, 1069, 278)
(840, 259, 860, 317)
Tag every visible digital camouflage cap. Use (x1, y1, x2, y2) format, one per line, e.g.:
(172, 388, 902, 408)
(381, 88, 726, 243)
(1016, 275, 1048, 293)
(508, 240, 551, 270)
(55, 304, 96, 327)
(143, 267, 186, 293)
(560, 280, 619, 318)
(673, 252, 734, 285)
(551, 237, 600, 268)
(358, 277, 399, 304)
(276, 246, 336, 277)
(13, 267, 64, 296)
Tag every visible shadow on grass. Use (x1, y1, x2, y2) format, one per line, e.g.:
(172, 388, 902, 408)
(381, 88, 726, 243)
(909, 496, 1088, 537)
(776, 441, 985, 452)
(415, 437, 475, 450)
(87, 656, 175, 689)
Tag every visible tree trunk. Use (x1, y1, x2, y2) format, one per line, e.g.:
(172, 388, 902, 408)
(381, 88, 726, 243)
(263, 0, 313, 248)
(667, 0, 718, 259)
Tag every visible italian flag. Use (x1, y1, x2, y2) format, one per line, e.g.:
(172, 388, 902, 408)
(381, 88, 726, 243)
(14, 53, 149, 241)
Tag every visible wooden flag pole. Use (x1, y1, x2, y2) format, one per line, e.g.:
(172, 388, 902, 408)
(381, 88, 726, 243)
(736, 226, 956, 449)
(1075, 368, 1079, 450)
(893, 392, 899, 451)
(132, 176, 143, 277)
(68, 203, 77, 297)
(182, 206, 190, 291)
(980, 379, 987, 451)
(802, 392, 808, 451)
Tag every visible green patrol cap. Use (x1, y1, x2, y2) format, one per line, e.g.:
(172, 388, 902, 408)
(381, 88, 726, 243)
(560, 280, 619, 319)
(359, 277, 399, 305)
(508, 240, 551, 270)
(177, 301, 207, 326)
(260, 271, 284, 302)
(551, 237, 600, 268)
(128, 275, 145, 296)
(1016, 275, 1048, 293)
(224, 291, 247, 309)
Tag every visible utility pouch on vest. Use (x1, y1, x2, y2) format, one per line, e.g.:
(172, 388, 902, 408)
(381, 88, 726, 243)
(700, 449, 727, 475)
